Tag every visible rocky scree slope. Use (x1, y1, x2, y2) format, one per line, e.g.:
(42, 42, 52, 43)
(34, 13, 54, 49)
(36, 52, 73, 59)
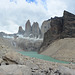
(15, 38, 42, 51)
(40, 38, 75, 62)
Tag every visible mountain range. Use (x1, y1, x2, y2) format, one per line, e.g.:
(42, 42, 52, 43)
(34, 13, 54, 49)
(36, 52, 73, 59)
(0, 19, 51, 39)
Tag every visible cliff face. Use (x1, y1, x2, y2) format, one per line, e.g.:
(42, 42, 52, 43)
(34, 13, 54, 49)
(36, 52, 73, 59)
(41, 20, 51, 38)
(32, 22, 41, 38)
(25, 20, 32, 36)
(23, 20, 50, 38)
(62, 11, 75, 37)
(40, 10, 75, 52)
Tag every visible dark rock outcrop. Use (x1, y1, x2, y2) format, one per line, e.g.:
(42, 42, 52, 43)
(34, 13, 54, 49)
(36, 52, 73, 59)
(18, 26, 25, 34)
(62, 11, 75, 37)
(40, 10, 75, 52)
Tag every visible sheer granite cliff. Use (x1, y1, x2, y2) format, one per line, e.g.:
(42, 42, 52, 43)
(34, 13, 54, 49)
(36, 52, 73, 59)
(40, 10, 75, 52)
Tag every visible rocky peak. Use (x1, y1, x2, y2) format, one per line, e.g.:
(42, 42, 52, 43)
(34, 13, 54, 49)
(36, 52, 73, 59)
(50, 17, 63, 34)
(18, 26, 25, 34)
(63, 10, 75, 18)
(25, 20, 32, 36)
(63, 10, 75, 37)
(32, 22, 39, 28)
(25, 20, 31, 29)
(32, 22, 41, 38)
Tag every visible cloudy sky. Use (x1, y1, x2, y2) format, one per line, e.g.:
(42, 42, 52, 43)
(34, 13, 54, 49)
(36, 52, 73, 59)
(0, 0, 75, 34)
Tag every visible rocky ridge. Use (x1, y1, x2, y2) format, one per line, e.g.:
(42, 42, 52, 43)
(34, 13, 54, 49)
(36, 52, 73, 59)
(0, 19, 50, 39)
(40, 10, 75, 52)
(23, 19, 50, 38)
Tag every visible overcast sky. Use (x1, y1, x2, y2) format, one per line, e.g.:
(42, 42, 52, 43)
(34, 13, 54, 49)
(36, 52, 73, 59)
(0, 0, 75, 34)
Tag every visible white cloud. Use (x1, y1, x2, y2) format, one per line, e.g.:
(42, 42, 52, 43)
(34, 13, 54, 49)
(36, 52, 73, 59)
(0, 20, 19, 34)
(46, 0, 67, 17)
(0, 0, 74, 34)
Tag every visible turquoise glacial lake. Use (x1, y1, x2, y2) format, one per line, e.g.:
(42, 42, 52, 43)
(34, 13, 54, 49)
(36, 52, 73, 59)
(18, 51, 71, 64)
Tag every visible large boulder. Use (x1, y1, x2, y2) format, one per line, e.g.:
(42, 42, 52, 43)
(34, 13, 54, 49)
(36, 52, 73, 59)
(2, 51, 29, 65)
(57, 66, 75, 75)
(0, 65, 31, 75)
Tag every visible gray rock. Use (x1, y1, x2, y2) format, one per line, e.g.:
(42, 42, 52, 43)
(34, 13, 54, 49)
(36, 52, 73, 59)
(57, 66, 75, 75)
(18, 26, 25, 34)
(25, 60, 39, 70)
(32, 22, 41, 38)
(1, 62, 6, 65)
(2, 51, 26, 65)
(25, 20, 32, 36)
(32, 72, 46, 75)
(15, 38, 42, 51)
(0, 65, 31, 75)
(0, 58, 3, 64)
(41, 20, 51, 38)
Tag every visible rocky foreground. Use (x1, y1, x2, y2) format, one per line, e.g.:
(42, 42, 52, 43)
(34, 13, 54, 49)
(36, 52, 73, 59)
(0, 41, 75, 75)
(0, 35, 74, 75)
(0, 50, 75, 75)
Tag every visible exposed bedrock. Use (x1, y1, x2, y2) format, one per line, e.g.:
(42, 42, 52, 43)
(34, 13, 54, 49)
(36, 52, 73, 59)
(40, 10, 75, 52)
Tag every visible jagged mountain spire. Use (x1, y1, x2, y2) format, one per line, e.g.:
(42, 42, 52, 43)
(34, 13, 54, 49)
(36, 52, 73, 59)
(25, 20, 32, 36)
(18, 26, 25, 34)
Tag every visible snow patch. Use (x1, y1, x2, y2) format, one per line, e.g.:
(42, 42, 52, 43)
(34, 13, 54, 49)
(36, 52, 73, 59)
(3, 34, 43, 41)
(3, 36, 13, 38)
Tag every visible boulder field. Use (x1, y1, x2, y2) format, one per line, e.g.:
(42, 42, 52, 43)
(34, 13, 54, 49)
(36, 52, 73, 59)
(0, 37, 74, 74)
(0, 50, 75, 75)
